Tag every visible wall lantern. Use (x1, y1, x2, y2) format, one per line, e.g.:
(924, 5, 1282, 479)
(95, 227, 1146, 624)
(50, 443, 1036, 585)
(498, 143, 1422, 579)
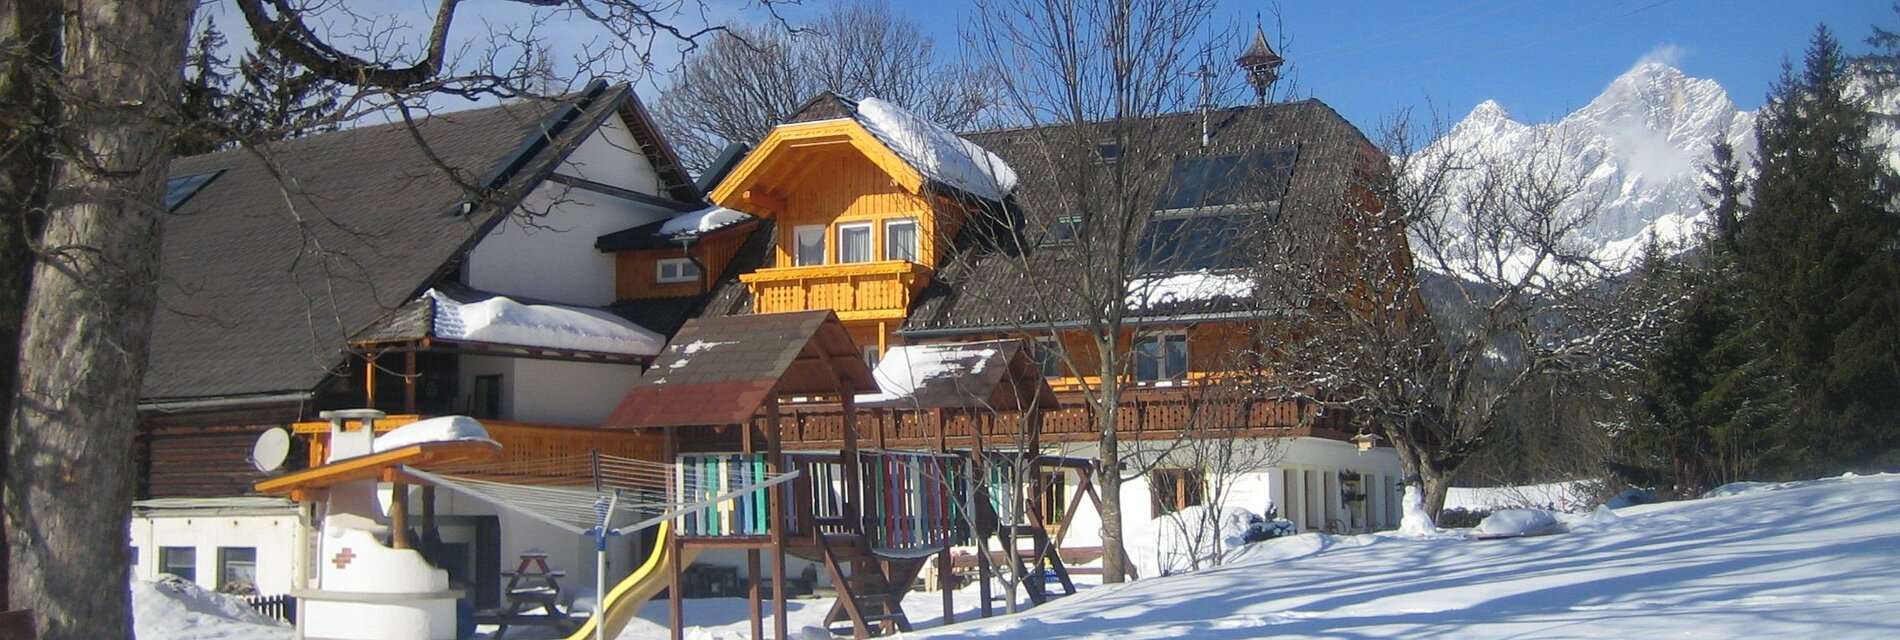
(1350, 430, 1382, 454)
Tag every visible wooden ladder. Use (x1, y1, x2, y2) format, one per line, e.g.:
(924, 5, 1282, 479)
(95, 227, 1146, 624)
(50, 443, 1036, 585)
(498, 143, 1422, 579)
(815, 533, 915, 638)
(998, 524, 1076, 605)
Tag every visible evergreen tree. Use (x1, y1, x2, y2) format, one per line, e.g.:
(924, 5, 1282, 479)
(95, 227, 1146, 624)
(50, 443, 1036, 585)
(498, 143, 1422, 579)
(231, 45, 342, 142)
(1742, 27, 1900, 475)
(173, 17, 234, 156)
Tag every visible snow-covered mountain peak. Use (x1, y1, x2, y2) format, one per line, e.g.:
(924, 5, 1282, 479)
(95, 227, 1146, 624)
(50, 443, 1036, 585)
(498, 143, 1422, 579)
(1418, 62, 1756, 269)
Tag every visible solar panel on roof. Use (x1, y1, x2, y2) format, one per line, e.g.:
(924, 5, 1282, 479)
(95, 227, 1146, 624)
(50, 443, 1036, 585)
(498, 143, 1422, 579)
(1156, 147, 1298, 212)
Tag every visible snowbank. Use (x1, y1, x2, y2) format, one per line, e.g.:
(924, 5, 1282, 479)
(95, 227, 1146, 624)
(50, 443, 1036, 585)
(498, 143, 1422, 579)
(427, 288, 664, 356)
(1445, 479, 1601, 512)
(1125, 506, 1259, 578)
(854, 97, 1018, 201)
(1126, 271, 1255, 310)
(658, 205, 751, 237)
(1474, 508, 1561, 537)
(371, 415, 497, 453)
(133, 576, 288, 640)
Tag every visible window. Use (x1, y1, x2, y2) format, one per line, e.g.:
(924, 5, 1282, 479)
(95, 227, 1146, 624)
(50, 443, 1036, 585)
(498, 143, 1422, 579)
(1094, 141, 1122, 162)
(1036, 472, 1068, 525)
(864, 345, 880, 369)
(1032, 337, 1065, 379)
(160, 546, 196, 582)
(794, 225, 826, 266)
(1136, 213, 1250, 272)
(883, 218, 919, 262)
(1043, 216, 1081, 246)
(1150, 468, 1204, 515)
(217, 547, 258, 595)
(1156, 149, 1299, 212)
(1134, 332, 1188, 382)
(470, 375, 503, 420)
(837, 223, 873, 264)
(656, 258, 700, 283)
(165, 168, 226, 211)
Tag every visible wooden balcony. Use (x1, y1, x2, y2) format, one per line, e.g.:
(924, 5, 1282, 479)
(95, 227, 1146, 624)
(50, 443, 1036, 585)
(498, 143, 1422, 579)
(292, 415, 663, 469)
(741, 383, 1355, 451)
(739, 261, 931, 320)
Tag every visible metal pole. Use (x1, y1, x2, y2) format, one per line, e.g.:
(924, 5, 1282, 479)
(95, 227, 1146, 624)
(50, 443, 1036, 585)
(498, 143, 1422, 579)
(596, 490, 619, 640)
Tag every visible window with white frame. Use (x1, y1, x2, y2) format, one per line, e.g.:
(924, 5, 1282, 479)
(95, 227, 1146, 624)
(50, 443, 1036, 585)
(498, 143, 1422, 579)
(218, 547, 258, 594)
(1133, 332, 1188, 382)
(656, 257, 699, 283)
(794, 225, 826, 266)
(837, 222, 873, 264)
(883, 218, 919, 262)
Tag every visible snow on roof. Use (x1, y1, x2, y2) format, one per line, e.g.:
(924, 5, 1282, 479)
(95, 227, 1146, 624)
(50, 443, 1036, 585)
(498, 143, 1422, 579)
(1125, 271, 1257, 310)
(853, 97, 1018, 201)
(372, 415, 499, 454)
(428, 288, 665, 356)
(658, 205, 752, 238)
(858, 342, 1000, 404)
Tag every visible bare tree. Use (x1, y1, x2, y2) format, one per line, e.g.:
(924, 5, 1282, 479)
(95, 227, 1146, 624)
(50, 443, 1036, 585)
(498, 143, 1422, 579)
(1, 1, 776, 635)
(1256, 114, 1670, 519)
(941, 0, 1299, 584)
(1125, 378, 1286, 576)
(654, 1, 995, 172)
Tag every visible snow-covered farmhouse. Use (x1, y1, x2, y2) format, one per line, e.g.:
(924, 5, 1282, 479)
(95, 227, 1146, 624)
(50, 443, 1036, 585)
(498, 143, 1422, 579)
(599, 53, 1411, 575)
(134, 80, 698, 604)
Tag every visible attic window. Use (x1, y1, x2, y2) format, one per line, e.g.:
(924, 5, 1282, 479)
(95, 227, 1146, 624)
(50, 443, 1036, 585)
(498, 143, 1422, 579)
(165, 168, 227, 211)
(1095, 141, 1122, 162)
(657, 258, 699, 283)
(1043, 216, 1082, 246)
(1136, 213, 1251, 272)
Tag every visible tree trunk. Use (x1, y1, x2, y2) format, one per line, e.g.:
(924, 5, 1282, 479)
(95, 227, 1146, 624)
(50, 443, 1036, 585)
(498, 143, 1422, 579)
(1096, 376, 1126, 583)
(0, 0, 64, 612)
(4, 1, 191, 637)
(1384, 427, 1452, 521)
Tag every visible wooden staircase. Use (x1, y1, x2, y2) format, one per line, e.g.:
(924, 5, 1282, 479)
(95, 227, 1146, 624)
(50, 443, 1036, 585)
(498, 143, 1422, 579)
(797, 532, 926, 639)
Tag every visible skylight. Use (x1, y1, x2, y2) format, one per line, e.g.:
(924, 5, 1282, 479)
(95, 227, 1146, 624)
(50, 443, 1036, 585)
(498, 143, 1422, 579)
(165, 168, 226, 211)
(1156, 148, 1298, 212)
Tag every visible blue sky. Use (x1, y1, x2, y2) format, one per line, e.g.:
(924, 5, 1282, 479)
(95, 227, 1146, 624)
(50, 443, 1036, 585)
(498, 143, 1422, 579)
(205, 1, 1895, 131)
(886, 1, 1896, 129)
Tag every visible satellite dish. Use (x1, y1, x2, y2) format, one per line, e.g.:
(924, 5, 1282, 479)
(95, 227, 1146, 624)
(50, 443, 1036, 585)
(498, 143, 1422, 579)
(250, 427, 291, 473)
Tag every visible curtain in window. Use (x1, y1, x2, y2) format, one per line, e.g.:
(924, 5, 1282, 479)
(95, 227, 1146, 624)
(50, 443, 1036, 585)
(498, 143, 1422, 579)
(885, 220, 918, 262)
(839, 225, 872, 263)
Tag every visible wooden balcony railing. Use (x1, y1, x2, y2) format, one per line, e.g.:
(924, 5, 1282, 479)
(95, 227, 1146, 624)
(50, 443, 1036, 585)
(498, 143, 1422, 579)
(739, 261, 931, 319)
(292, 415, 663, 469)
(764, 385, 1354, 450)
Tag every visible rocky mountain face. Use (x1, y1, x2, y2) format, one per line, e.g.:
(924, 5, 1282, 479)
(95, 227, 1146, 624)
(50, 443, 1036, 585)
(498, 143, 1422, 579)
(1416, 62, 1759, 268)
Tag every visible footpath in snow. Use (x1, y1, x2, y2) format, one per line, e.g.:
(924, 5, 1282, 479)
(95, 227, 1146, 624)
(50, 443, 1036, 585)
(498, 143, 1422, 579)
(137, 473, 1900, 639)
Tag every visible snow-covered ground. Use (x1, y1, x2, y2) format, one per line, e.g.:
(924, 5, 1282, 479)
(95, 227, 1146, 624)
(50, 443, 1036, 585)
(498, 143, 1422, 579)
(138, 473, 1900, 639)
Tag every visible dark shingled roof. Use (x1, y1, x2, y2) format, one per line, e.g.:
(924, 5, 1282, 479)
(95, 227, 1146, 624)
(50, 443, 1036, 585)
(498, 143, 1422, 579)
(900, 99, 1377, 335)
(145, 82, 693, 403)
(602, 311, 875, 428)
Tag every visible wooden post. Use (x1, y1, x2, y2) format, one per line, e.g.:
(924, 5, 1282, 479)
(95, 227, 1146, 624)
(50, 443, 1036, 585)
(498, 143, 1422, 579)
(422, 485, 437, 551)
(403, 351, 418, 414)
(766, 396, 788, 640)
(743, 417, 763, 640)
(363, 355, 377, 407)
(669, 532, 685, 640)
(389, 482, 410, 549)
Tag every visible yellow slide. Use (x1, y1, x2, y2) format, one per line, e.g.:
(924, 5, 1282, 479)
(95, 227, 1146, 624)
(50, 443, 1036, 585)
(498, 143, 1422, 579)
(564, 522, 702, 640)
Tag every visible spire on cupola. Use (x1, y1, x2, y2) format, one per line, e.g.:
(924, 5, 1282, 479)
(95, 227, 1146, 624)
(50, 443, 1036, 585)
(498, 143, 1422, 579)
(1236, 22, 1284, 105)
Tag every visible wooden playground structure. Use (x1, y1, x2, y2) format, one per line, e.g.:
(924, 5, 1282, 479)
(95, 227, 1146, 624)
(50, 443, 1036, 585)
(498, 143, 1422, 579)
(607, 310, 1116, 639)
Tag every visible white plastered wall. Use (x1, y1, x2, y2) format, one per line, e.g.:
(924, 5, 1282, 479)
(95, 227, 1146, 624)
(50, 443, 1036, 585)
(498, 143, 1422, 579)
(1050, 436, 1405, 552)
(463, 114, 678, 307)
(130, 509, 302, 596)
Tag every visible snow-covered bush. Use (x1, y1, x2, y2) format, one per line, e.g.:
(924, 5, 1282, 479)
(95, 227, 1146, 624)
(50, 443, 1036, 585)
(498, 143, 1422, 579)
(1475, 508, 1562, 537)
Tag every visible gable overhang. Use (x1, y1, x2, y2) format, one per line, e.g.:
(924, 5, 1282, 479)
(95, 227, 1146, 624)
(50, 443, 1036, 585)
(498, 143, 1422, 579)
(707, 118, 927, 217)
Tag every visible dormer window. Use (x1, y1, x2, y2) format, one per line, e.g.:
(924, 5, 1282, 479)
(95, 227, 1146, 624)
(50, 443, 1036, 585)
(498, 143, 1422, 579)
(657, 258, 700, 283)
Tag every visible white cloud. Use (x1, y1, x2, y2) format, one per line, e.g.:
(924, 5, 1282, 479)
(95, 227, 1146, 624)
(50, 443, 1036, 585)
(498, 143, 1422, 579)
(1633, 43, 1687, 70)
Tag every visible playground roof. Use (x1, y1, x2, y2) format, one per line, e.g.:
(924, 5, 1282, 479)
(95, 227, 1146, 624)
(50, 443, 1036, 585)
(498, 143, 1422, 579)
(857, 339, 1060, 411)
(603, 310, 876, 428)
